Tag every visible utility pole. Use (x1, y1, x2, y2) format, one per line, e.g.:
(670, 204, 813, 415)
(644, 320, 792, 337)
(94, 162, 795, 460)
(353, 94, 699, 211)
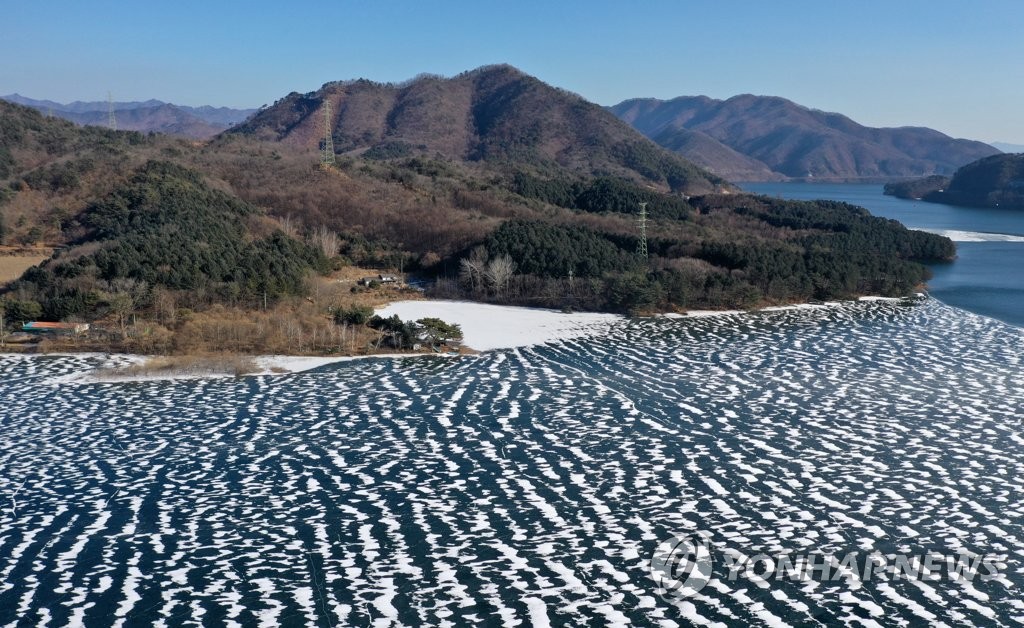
(320, 99, 335, 167)
(107, 92, 117, 131)
(636, 202, 648, 260)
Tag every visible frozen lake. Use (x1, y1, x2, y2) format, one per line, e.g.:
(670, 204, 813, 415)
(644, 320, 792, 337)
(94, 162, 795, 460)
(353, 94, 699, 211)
(1, 298, 1022, 625)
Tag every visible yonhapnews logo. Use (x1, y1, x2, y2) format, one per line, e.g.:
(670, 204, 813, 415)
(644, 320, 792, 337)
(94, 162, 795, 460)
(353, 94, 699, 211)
(649, 532, 714, 599)
(650, 531, 1006, 600)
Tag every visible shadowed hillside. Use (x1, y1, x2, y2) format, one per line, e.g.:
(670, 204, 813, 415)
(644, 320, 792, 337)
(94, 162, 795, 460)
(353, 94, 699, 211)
(886, 153, 1024, 209)
(650, 126, 783, 181)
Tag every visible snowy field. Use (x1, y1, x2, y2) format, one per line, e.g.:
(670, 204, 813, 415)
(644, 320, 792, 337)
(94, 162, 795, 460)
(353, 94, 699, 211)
(0, 298, 1022, 625)
(377, 300, 622, 351)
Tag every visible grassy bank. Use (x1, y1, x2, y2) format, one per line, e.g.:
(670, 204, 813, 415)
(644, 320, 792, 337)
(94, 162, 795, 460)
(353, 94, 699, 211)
(0, 247, 52, 286)
(91, 355, 260, 380)
(2, 270, 424, 357)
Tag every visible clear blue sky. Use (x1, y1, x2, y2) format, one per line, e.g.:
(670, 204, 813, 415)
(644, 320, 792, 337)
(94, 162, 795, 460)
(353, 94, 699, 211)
(3, 0, 1023, 143)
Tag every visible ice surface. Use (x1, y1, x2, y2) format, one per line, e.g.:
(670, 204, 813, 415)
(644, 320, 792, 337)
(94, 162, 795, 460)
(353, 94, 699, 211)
(919, 228, 1024, 243)
(0, 298, 1021, 624)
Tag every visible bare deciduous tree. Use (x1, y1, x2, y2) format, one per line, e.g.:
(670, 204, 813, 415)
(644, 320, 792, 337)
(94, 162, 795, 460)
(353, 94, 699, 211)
(309, 225, 340, 258)
(152, 288, 178, 326)
(485, 254, 516, 297)
(279, 213, 298, 239)
(459, 246, 489, 294)
(458, 258, 479, 292)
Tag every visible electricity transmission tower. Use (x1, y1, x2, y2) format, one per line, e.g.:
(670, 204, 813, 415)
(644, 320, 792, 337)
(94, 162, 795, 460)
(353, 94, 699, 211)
(107, 92, 117, 131)
(636, 202, 649, 260)
(320, 100, 335, 167)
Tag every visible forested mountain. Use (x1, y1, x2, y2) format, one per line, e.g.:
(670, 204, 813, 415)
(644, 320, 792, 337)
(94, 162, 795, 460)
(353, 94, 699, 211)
(882, 175, 951, 201)
(228, 65, 727, 195)
(1, 94, 255, 139)
(885, 153, 1024, 209)
(0, 68, 957, 353)
(611, 95, 1000, 181)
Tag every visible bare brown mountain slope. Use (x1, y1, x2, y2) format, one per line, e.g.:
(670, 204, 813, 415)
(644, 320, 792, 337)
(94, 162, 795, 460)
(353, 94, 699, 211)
(651, 126, 783, 181)
(611, 95, 1000, 181)
(228, 65, 728, 194)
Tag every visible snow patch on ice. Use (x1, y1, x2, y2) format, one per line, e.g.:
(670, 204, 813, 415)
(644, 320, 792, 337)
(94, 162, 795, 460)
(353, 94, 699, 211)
(919, 228, 1024, 243)
(377, 300, 621, 351)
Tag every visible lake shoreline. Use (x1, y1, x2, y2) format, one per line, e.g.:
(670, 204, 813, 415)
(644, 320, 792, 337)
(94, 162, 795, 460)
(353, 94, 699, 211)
(2, 294, 922, 382)
(744, 181, 1024, 329)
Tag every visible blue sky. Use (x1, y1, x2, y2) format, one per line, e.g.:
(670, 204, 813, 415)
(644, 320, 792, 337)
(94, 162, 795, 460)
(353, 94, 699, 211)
(3, 0, 1023, 143)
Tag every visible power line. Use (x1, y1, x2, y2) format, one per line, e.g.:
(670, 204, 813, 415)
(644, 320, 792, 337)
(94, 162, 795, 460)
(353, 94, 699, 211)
(320, 99, 335, 167)
(107, 91, 117, 131)
(636, 202, 648, 260)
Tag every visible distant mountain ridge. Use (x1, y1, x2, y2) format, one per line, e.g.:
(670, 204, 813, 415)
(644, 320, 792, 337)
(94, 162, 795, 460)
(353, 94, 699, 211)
(227, 65, 728, 194)
(1, 94, 256, 139)
(991, 142, 1024, 154)
(611, 95, 1000, 181)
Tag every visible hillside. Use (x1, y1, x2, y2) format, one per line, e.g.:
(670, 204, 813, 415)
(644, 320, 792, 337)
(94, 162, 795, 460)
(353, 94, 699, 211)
(649, 126, 783, 181)
(611, 95, 1000, 181)
(0, 100, 179, 247)
(228, 65, 727, 195)
(882, 175, 950, 201)
(0, 74, 956, 354)
(2, 94, 255, 139)
(886, 153, 1024, 209)
(0, 102, 375, 354)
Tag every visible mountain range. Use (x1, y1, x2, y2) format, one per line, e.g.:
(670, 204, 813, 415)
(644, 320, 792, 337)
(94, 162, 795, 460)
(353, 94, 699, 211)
(228, 65, 725, 194)
(610, 95, 1001, 182)
(6, 84, 1004, 183)
(1, 94, 256, 139)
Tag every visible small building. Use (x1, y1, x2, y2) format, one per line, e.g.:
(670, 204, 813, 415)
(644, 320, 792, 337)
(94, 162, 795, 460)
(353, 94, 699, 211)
(358, 274, 400, 287)
(22, 321, 90, 335)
